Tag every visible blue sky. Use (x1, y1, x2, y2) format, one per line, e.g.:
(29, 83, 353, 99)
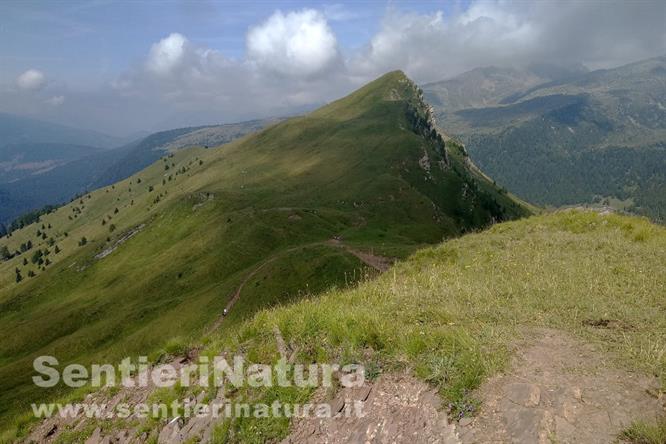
(1, 1, 469, 88)
(1, 1, 664, 135)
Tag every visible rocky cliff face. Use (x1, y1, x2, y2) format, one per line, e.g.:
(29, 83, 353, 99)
(401, 78, 449, 168)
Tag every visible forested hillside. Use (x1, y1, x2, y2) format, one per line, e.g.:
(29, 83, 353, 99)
(425, 56, 666, 222)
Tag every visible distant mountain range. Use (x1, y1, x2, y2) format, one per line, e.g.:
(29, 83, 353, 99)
(424, 56, 666, 221)
(0, 117, 277, 224)
(423, 63, 588, 111)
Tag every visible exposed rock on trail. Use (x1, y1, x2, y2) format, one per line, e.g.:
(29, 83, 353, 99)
(283, 374, 460, 444)
(459, 329, 664, 444)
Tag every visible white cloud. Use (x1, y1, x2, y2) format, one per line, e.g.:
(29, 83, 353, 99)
(16, 69, 47, 91)
(247, 9, 339, 77)
(347, 6, 541, 83)
(6, 2, 662, 135)
(142, 32, 239, 88)
(45, 95, 65, 106)
(348, 1, 665, 83)
(146, 33, 188, 75)
(92, 1, 664, 134)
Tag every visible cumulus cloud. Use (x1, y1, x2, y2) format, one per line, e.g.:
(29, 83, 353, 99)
(95, 1, 666, 133)
(247, 9, 340, 77)
(349, 1, 666, 83)
(4, 1, 664, 135)
(103, 10, 349, 132)
(348, 7, 540, 82)
(16, 69, 47, 91)
(146, 33, 188, 75)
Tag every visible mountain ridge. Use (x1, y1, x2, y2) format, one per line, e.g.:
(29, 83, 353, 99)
(0, 71, 529, 432)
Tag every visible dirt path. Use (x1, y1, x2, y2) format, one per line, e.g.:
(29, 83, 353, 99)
(204, 253, 282, 334)
(325, 238, 394, 272)
(206, 239, 393, 334)
(459, 328, 664, 443)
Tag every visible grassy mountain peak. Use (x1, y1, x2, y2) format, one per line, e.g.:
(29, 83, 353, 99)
(0, 71, 529, 435)
(313, 70, 413, 116)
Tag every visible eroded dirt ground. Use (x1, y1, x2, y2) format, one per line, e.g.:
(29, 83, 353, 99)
(283, 374, 459, 444)
(459, 329, 663, 444)
(284, 329, 664, 444)
(23, 329, 664, 443)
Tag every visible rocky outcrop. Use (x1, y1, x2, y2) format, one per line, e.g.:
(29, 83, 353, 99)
(404, 80, 450, 167)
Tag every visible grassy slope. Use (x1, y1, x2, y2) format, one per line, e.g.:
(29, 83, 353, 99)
(26, 210, 661, 443)
(199, 210, 665, 442)
(0, 71, 529, 433)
